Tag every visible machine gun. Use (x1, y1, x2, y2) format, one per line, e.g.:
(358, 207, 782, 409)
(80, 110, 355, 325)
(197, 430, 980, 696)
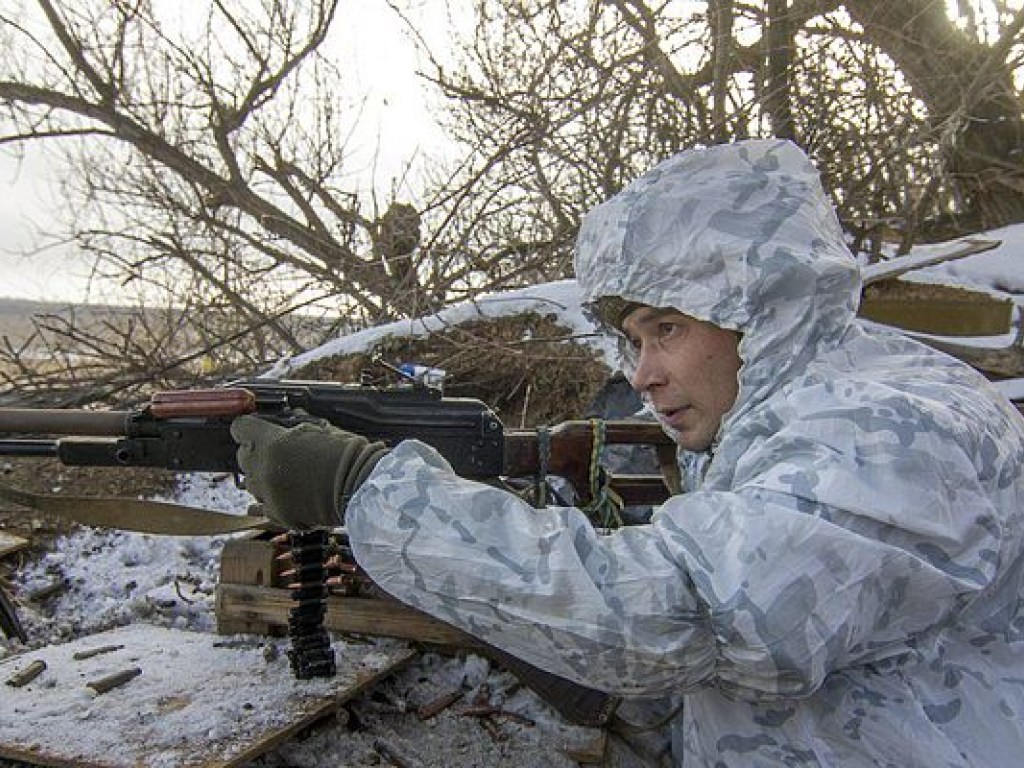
(0, 378, 674, 511)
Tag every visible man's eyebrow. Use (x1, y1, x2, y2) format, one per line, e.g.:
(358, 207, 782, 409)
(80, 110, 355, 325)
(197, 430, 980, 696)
(625, 307, 680, 327)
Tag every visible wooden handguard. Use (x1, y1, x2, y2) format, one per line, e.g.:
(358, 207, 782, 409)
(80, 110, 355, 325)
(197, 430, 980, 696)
(149, 388, 257, 419)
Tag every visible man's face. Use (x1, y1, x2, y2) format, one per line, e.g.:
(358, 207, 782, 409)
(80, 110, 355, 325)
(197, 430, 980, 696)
(621, 306, 742, 451)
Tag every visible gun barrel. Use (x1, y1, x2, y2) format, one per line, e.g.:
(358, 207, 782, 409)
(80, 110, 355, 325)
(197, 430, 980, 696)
(0, 409, 129, 436)
(0, 439, 59, 457)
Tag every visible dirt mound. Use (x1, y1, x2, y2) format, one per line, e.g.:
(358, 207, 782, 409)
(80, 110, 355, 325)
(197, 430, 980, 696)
(292, 312, 613, 428)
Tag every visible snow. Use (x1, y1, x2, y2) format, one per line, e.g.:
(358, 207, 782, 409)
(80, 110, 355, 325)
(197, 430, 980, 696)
(3, 226, 1024, 766)
(0, 474, 597, 767)
(265, 228, 1024, 383)
(0, 624, 414, 768)
(860, 235, 1002, 285)
(913, 224, 1024, 296)
(264, 279, 618, 377)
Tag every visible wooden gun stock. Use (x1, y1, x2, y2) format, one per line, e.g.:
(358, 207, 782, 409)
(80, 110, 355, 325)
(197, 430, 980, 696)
(505, 421, 674, 505)
(149, 388, 256, 418)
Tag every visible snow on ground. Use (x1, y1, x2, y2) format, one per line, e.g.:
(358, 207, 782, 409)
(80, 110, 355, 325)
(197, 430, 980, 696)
(0, 474, 595, 767)
(2, 227, 1024, 766)
(3, 473, 249, 648)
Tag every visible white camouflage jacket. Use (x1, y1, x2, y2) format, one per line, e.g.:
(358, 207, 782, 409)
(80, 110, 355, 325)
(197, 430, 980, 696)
(347, 139, 1024, 766)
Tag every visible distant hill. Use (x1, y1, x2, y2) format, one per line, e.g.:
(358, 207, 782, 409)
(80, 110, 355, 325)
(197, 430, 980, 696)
(0, 294, 346, 372)
(0, 297, 149, 347)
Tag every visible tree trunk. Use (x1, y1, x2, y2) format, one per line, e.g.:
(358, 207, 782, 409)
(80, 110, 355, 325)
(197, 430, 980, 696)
(845, 0, 1024, 230)
(710, 0, 735, 143)
(765, 0, 796, 141)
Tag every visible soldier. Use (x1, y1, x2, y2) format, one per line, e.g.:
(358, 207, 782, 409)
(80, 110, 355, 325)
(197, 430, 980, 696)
(232, 139, 1024, 766)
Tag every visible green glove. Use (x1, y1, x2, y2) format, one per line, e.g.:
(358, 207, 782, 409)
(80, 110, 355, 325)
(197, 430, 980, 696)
(230, 415, 389, 530)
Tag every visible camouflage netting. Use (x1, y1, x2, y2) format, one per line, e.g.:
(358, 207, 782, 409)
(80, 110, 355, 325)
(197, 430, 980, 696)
(290, 313, 615, 428)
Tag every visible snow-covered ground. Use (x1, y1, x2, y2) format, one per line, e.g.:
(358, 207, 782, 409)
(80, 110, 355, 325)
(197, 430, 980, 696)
(0, 473, 597, 767)
(2, 226, 1024, 766)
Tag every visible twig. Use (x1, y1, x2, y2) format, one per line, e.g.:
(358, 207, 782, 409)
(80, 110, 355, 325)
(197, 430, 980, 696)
(416, 689, 463, 720)
(458, 704, 536, 726)
(26, 579, 66, 603)
(478, 715, 507, 742)
(372, 736, 425, 768)
(72, 644, 124, 661)
(173, 577, 197, 604)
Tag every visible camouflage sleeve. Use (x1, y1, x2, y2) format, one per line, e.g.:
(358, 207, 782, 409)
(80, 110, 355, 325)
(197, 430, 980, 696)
(346, 440, 715, 695)
(685, 377, 1010, 698)
(346, 424, 1001, 699)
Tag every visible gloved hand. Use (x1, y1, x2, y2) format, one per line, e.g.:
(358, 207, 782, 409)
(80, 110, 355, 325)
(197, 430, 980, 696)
(230, 415, 389, 530)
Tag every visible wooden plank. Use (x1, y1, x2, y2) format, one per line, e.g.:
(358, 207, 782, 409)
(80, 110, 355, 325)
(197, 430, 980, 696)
(859, 293, 1013, 336)
(216, 538, 280, 636)
(215, 583, 482, 649)
(0, 530, 29, 559)
(219, 537, 278, 586)
(861, 237, 1001, 285)
(213, 644, 414, 767)
(0, 624, 415, 768)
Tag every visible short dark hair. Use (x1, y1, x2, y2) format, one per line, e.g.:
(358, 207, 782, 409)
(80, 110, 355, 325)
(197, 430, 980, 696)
(591, 296, 646, 331)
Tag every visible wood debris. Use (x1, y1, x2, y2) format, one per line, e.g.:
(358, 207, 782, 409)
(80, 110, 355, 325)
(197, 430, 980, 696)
(4, 658, 45, 688)
(86, 666, 142, 695)
(72, 643, 125, 661)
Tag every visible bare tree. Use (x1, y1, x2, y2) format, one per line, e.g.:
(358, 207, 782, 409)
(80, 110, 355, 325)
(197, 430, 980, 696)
(764, 0, 795, 141)
(407, 0, 719, 283)
(710, 0, 735, 143)
(416, 0, 1024, 271)
(0, 0, 486, 403)
(842, 0, 1024, 232)
(3, 0, 1023, 405)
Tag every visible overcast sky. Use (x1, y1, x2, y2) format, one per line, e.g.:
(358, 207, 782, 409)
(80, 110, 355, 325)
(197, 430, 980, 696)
(0, 0, 455, 304)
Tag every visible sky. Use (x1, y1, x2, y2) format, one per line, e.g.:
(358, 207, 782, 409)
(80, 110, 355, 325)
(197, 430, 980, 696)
(0, 144, 88, 302)
(0, 0, 455, 304)
(1, 0, 1015, 305)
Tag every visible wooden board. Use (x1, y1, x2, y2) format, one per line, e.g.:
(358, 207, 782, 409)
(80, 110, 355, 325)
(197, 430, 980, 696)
(859, 271, 1016, 339)
(858, 292, 1013, 336)
(0, 624, 415, 768)
(216, 538, 280, 636)
(0, 530, 29, 559)
(860, 237, 1000, 285)
(216, 583, 482, 649)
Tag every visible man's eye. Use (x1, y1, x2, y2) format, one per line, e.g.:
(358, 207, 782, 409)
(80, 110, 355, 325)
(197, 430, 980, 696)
(658, 322, 681, 339)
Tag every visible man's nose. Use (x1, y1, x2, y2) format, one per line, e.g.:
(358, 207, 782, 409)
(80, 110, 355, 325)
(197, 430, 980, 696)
(630, 346, 666, 393)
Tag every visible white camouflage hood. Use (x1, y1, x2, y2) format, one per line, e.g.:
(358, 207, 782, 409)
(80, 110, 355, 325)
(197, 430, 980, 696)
(575, 139, 862, 424)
